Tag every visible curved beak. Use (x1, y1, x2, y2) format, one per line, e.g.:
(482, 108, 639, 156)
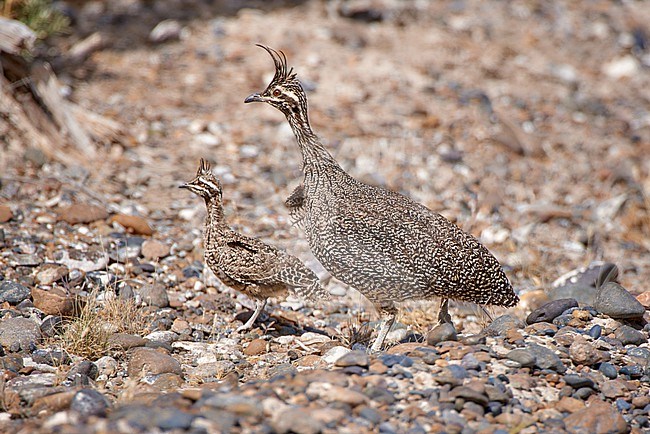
(244, 93, 263, 103)
(179, 183, 190, 189)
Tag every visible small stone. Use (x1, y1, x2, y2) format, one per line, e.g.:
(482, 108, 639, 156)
(67, 361, 99, 385)
(244, 338, 267, 356)
(598, 362, 618, 379)
(141, 240, 170, 260)
(34, 264, 69, 285)
(563, 374, 595, 389)
(615, 398, 631, 412)
(0, 317, 41, 352)
(322, 346, 350, 364)
(380, 354, 413, 368)
(601, 379, 628, 398)
(449, 386, 489, 407)
(32, 349, 70, 366)
(484, 314, 525, 336)
(358, 406, 382, 425)
(632, 396, 650, 409)
(569, 339, 602, 366)
(31, 287, 75, 316)
(70, 389, 110, 417)
(40, 315, 64, 337)
(506, 349, 536, 367)
(128, 347, 182, 378)
(556, 396, 585, 413)
(108, 333, 147, 350)
(527, 343, 566, 373)
(137, 283, 169, 307)
(573, 387, 595, 400)
(426, 322, 457, 345)
(526, 298, 578, 324)
(564, 400, 627, 434)
(636, 291, 650, 308)
(306, 382, 367, 406)
(110, 214, 154, 235)
(594, 282, 645, 319)
(619, 365, 644, 378)
(335, 350, 369, 367)
(95, 356, 118, 377)
(0, 281, 31, 304)
(170, 318, 191, 335)
(272, 407, 325, 434)
(149, 19, 182, 43)
(58, 204, 108, 224)
(588, 325, 602, 339)
(0, 205, 13, 222)
(614, 325, 646, 346)
(32, 391, 76, 413)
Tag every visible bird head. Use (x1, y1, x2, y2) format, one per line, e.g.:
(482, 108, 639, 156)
(180, 158, 223, 201)
(244, 45, 307, 118)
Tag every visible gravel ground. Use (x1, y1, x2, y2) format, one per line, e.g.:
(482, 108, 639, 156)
(1, 0, 649, 432)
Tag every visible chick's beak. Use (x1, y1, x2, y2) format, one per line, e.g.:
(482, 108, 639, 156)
(244, 93, 263, 103)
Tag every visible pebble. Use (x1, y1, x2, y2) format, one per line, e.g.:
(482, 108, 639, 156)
(272, 407, 325, 434)
(526, 298, 578, 324)
(569, 338, 602, 366)
(141, 239, 170, 260)
(108, 333, 147, 349)
(0, 317, 42, 352)
(34, 263, 69, 285)
(70, 389, 110, 417)
(614, 325, 646, 346)
(110, 214, 154, 235)
(243, 338, 267, 356)
(636, 291, 650, 308)
(95, 356, 118, 377)
(32, 349, 71, 366)
(601, 379, 628, 398)
(484, 314, 525, 336)
(564, 400, 628, 433)
(335, 350, 369, 368)
(588, 325, 602, 339)
(594, 282, 646, 319)
(128, 347, 183, 378)
(527, 343, 566, 373)
(137, 283, 169, 307)
(57, 204, 108, 224)
(506, 349, 536, 367)
(598, 362, 618, 379)
(556, 396, 585, 413)
(322, 346, 351, 364)
(149, 19, 183, 43)
(66, 361, 99, 386)
(0, 281, 31, 304)
(31, 287, 75, 316)
(426, 322, 457, 345)
(380, 354, 413, 368)
(0, 204, 13, 222)
(563, 374, 595, 389)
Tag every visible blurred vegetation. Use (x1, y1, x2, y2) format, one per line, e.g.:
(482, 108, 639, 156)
(1, 0, 69, 39)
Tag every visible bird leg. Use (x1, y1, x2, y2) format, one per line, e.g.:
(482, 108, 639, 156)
(437, 298, 452, 325)
(370, 313, 396, 353)
(236, 299, 267, 332)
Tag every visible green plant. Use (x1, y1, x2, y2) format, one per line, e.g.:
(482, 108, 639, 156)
(1, 0, 70, 39)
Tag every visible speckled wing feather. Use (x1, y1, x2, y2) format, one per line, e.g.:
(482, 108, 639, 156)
(307, 179, 515, 308)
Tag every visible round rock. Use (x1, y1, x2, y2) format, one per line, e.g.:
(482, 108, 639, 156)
(614, 325, 646, 346)
(128, 347, 182, 378)
(0, 317, 41, 352)
(335, 350, 369, 368)
(426, 322, 458, 345)
(137, 283, 169, 307)
(0, 281, 31, 304)
(71, 389, 111, 417)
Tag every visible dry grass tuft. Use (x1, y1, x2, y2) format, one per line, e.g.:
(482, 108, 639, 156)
(53, 289, 149, 361)
(339, 315, 373, 349)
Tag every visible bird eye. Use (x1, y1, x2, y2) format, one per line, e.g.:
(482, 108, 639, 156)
(273, 89, 281, 97)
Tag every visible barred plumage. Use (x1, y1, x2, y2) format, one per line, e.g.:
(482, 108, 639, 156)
(180, 158, 330, 331)
(245, 46, 519, 350)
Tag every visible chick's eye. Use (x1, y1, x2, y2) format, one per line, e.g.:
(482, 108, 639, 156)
(273, 89, 281, 97)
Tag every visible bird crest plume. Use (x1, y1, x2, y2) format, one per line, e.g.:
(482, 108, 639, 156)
(256, 44, 296, 83)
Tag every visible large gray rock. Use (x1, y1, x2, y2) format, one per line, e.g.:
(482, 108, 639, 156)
(0, 317, 42, 352)
(0, 281, 31, 304)
(594, 282, 645, 319)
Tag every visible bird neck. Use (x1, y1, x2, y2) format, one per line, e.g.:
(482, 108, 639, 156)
(285, 103, 342, 176)
(203, 197, 227, 240)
